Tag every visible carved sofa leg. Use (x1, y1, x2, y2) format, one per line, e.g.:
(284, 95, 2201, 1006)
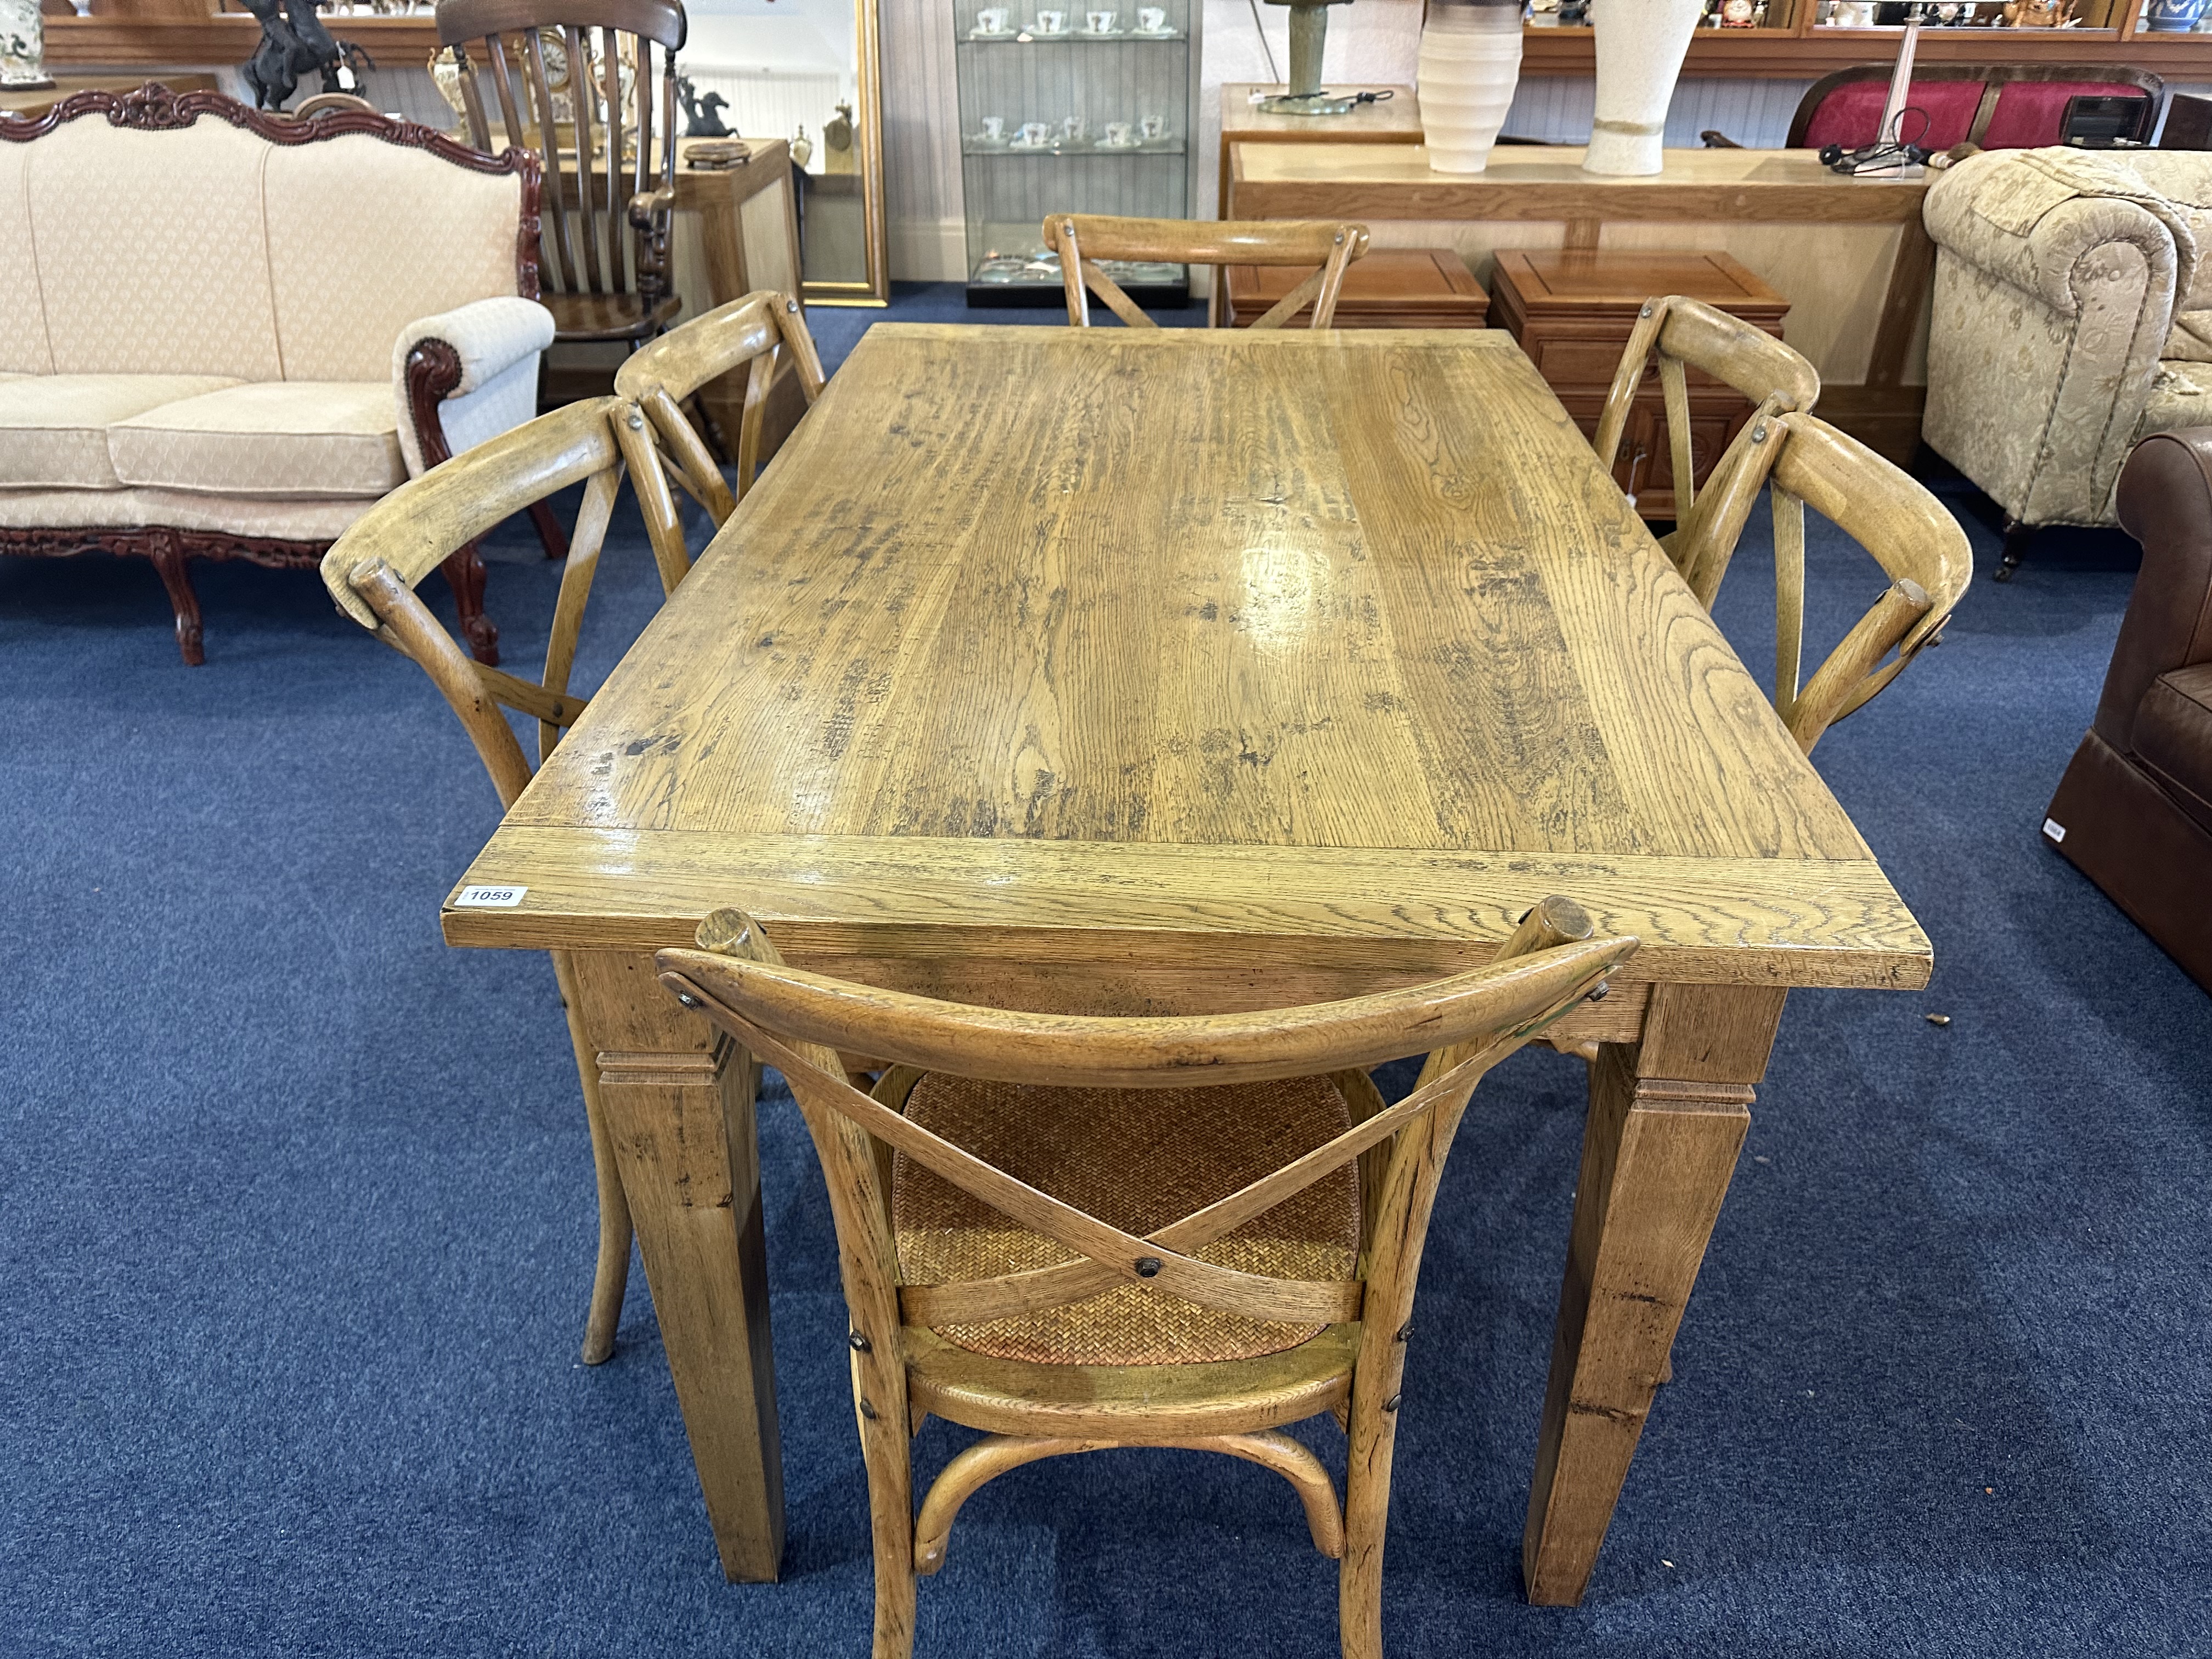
(439, 542, 499, 664)
(405, 337, 504, 665)
(143, 529, 207, 665)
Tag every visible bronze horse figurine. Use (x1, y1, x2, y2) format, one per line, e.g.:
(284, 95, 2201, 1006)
(241, 0, 373, 110)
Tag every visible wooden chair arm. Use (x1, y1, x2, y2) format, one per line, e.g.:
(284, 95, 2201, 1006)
(629, 183, 678, 231)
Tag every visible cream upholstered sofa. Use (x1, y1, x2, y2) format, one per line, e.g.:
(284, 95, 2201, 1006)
(0, 84, 554, 663)
(1924, 146, 2212, 581)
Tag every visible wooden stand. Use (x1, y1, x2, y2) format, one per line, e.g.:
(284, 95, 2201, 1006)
(1491, 250, 1785, 520)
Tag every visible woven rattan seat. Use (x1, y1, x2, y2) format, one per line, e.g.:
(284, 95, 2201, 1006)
(888, 1071, 1360, 1367)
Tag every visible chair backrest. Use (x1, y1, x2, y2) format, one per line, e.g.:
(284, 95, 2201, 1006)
(610, 289, 827, 592)
(437, 0, 682, 309)
(320, 396, 629, 805)
(1041, 215, 1370, 329)
(1668, 409, 1972, 755)
(1786, 64, 2162, 153)
(1593, 293, 1821, 524)
(656, 898, 1633, 1345)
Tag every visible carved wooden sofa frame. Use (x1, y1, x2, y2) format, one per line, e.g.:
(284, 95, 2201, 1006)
(0, 84, 551, 665)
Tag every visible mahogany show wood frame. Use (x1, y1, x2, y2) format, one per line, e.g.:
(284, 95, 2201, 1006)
(0, 83, 544, 665)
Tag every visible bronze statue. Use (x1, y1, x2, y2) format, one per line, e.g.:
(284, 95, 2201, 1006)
(241, 0, 373, 111)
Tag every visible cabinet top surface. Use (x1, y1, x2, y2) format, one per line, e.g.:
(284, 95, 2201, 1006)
(1220, 83, 1425, 140)
(1232, 142, 1930, 194)
(1495, 249, 1788, 313)
(454, 324, 1923, 983)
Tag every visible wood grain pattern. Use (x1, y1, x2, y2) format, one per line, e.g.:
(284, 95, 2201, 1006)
(579, 951, 786, 1583)
(1521, 1018, 1763, 1607)
(484, 331, 1881, 858)
(1228, 144, 1930, 227)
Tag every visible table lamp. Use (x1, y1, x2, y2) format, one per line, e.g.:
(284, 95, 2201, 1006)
(1257, 0, 1357, 116)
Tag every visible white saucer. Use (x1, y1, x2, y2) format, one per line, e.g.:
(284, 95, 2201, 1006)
(968, 27, 1018, 37)
(1008, 138, 1055, 149)
(1130, 25, 1179, 36)
(1026, 25, 1070, 36)
(1095, 138, 1141, 150)
(1080, 26, 1124, 36)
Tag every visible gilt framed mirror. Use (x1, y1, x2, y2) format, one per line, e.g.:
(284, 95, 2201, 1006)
(681, 0, 889, 305)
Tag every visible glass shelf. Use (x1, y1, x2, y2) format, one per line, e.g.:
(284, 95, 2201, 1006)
(961, 31, 1187, 43)
(964, 139, 1186, 156)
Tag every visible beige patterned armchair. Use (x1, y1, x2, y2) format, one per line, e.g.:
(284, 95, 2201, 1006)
(0, 84, 554, 663)
(1923, 146, 2212, 580)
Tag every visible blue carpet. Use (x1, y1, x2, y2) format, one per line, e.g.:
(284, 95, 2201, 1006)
(4, 287, 2208, 1657)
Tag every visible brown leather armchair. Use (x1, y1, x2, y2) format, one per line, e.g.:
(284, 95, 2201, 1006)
(2044, 429, 2212, 992)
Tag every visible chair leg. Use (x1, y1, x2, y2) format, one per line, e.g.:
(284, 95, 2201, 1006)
(439, 540, 500, 667)
(1339, 1375, 1402, 1659)
(856, 1357, 918, 1659)
(1993, 516, 2033, 583)
(143, 530, 205, 665)
(528, 499, 569, 562)
(552, 952, 631, 1365)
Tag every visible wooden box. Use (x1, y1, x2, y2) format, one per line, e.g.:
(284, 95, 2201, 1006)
(1226, 249, 1489, 330)
(1489, 249, 1788, 520)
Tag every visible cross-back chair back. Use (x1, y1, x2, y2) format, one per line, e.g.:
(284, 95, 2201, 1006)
(1593, 292, 1821, 523)
(436, 0, 684, 347)
(320, 395, 636, 1365)
(1668, 408, 1973, 755)
(611, 289, 827, 592)
(1041, 215, 1371, 330)
(657, 898, 1636, 1659)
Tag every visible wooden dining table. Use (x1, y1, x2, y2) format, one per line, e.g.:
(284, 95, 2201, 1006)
(442, 323, 1930, 1603)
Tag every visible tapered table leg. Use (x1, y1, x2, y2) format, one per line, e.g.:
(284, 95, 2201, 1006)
(1521, 983, 1784, 1606)
(571, 950, 786, 1583)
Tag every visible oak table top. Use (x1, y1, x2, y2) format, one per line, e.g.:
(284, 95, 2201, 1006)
(447, 323, 1928, 998)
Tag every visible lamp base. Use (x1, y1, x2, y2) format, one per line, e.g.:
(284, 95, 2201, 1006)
(1256, 91, 1362, 116)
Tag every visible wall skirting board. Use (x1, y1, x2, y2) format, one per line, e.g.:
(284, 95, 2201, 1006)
(889, 219, 971, 284)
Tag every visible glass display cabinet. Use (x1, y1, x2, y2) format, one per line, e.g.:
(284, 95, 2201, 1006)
(952, 0, 1201, 306)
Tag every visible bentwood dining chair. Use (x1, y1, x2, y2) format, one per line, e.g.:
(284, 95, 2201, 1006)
(319, 397, 637, 1364)
(436, 0, 684, 356)
(1593, 293, 1822, 528)
(1667, 409, 1973, 755)
(610, 289, 827, 592)
(1041, 215, 1371, 329)
(655, 898, 1635, 1659)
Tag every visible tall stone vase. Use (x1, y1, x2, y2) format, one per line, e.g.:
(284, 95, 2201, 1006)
(1583, 0, 1700, 177)
(1417, 0, 1523, 177)
(1, 0, 54, 91)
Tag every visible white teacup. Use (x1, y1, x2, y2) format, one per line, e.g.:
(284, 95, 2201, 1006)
(1085, 9, 1116, 32)
(1104, 120, 1133, 146)
(1137, 5, 1166, 29)
(1138, 114, 1166, 140)
(977, 5, 1009, 30)
(981, 115, 1006, 140)
(1032, 9, 1066, 31)
(1019, 120, 1051, 146)
(1062, 114, 1087, 142)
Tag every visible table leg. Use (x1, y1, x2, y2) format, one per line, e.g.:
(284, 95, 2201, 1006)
(571, 950, 786, 1582)
(1520, 983, 1784, 1606)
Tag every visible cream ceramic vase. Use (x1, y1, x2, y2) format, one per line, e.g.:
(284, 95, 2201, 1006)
(1, 0, 53, 90)
(1583, 0, 1700, 177)
(1417, 0, 1524, 176)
